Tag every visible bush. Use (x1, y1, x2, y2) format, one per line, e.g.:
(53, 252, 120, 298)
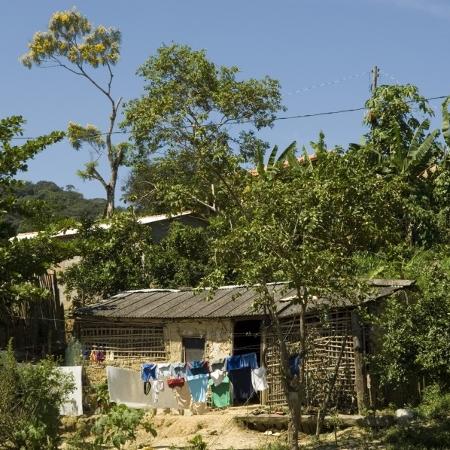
(417, 384, 450, 420)
(67, 404, 156, 450)
(0, 342, 74, 449)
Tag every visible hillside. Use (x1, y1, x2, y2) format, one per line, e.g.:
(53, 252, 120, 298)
(5, 180, 107, 233)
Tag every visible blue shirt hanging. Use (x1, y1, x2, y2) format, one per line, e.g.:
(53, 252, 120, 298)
(186, 360, 209, 376)
(226, 352, 258, 371)
(141, 363, 158, 382)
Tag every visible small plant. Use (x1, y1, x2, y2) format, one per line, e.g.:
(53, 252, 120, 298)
(256, 443, 289, 450)
(188, 434, 207, 450)
(92, 404, 156, 449)
(93, 381, 111, 413)
(67, 404, 156, 450)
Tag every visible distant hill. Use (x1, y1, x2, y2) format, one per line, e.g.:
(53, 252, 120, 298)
(5, 181, 107, 233)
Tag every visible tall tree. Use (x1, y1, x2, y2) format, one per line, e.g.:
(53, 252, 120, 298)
(205, 142, 406, 449)
(22, 9, 127, 217)
(124, 44, 283, 217)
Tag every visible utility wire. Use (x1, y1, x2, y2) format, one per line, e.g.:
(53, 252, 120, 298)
(6, 94, 450, 141)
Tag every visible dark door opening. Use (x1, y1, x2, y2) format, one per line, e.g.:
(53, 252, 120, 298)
(231, 320, 262, 405)
(182, 337, 205, 362)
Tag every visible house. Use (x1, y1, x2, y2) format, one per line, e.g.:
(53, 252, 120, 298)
(73, 279, 415, 413)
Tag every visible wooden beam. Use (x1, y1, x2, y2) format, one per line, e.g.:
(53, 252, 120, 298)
(351, 310, 369, 413)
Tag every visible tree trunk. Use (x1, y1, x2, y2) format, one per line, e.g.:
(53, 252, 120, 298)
(266, 293, 301, 450)
(105, 183, 115, 218)
(287, 389, 301, 450)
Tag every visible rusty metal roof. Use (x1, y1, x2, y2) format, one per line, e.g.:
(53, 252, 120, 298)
(74, 279, 414, 320)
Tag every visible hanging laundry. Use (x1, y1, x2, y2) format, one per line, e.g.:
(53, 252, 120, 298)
(208, 375, 231, 408)
(210, 357, 226, 371)
(210, 368, 226, 387)
(228, 367, 254, 403)
(226, 352, 258, 371)
(89, 349, 105, 363)
(167, 377, 185, 388)
(157, 363, 172, 378)
(58, 366, 83, 416)
(251, 367, 268, 391)
(150, 379, 179, 409)
(186, 360, 209, 376)
(174, 383, 191, 409)
(170, 362, 186, 377)
(141, 363, 158, 382)
(289, 354, 301, 376)
(186, 373, 209, 402)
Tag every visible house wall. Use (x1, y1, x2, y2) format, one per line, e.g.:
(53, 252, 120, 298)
(164, 319, 233, 362)
(77, 317, 234, 398)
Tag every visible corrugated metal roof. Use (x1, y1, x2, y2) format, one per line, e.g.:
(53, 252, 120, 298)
(75, 280, 414, 320)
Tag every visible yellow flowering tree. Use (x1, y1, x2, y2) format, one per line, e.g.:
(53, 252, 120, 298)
(22, 9, 127, 218)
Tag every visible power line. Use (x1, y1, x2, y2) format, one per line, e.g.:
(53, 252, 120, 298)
(284, 71, 370, 96)
(6, 94, 450, 141)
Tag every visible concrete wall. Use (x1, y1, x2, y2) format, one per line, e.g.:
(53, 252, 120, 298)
(164, 318, 233, 362)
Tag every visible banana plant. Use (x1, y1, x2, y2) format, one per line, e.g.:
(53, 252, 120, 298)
(385, 118, 440, 178)
(255, 141, 297, 178)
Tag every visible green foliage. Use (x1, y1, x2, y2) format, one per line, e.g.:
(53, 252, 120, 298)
(382, 420, 450, 450)
(21, 9, 120, 69)
(0, 232, 71, 313)
(364, 84, 434, 158)
(254, 141, 297, 179)
(92, 404, 155, 449)
(417, 384, 450, 420)
(22, 9, 127, 217)
(3, 180, 106, 233)
(256, 444, 289, 450)
(67, 404, 156, 450)
(0, 117, 70, 314)
(0, 342, 74, 449)
(0, 116, 63, 236)
(124, 43, 282, 217)
(188, 434, 208, 450)
(92, 381, 111, 413)
(63, 213, 210, 305)
(358, 249, 450, 392)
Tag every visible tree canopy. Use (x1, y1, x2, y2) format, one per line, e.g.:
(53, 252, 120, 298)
(123, 44, 282, 217)
(22, 9, 127, 218)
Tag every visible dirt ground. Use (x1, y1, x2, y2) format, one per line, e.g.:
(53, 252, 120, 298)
(133, 406, 285, 449)
(128, 407, 385, 450)
(62, 406, 385, 449)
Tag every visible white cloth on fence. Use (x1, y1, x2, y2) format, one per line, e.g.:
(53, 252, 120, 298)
(107, 366, 155, 409)
(107, 366, 179, 409)
(251, 367, 268, 392)
(58, 366, 83, 416)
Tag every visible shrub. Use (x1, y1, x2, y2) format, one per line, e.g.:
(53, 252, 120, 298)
(0, 342, 74, 449)
(417, 384, 450, 420)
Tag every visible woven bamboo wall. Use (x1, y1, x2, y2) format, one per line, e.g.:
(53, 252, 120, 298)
(265, 310, 356, 412)
(79, 323, 167, 361)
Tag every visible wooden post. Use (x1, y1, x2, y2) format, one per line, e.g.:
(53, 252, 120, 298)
(351, 310, 368, 413)
(371, 65, 380, 94)
(260, 325, 268, 405)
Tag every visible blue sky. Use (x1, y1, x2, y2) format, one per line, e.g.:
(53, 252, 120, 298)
(1, 0, 450, 202)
